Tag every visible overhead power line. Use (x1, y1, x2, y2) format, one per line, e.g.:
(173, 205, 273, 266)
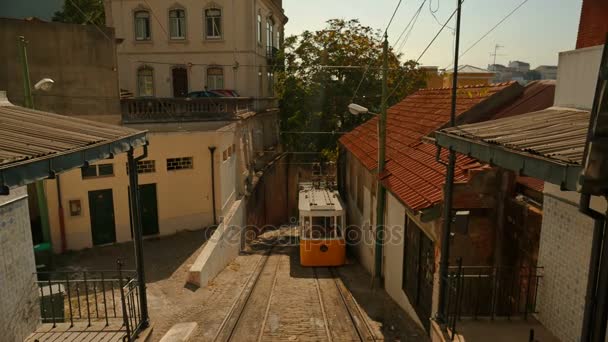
(395, 0, 427, 54)
(384, 6, 459, 105)
(385, 0, 405, 33)
(350, 0, 406, 103)
(443, 0, 531, 69)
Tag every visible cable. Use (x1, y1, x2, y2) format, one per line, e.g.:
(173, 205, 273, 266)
(350, 0, 405, 103)
(65, 0, 113, 42)
(393, 0, 427, 52)
(395, 0, 426, 54)
(443, 0, 530, 69)
(142, 0, 170, 37)
(429, 0, 455, 31)
(384, 6, 458, 105)
(385, 0, 404, 33)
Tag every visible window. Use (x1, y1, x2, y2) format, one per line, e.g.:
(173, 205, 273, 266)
(81, 163, 114, 179)
(169, 9, 186, 39)
(207, 67, 224, 90)
(266, 18, 274, 49)
(167, 157, 193, 171)
(126, 160, 156, 174)
(205, 8, 222, 39)
(137, 66, 154, 97)
(257, 14, 262, 44)
(134, 11, 151, 41)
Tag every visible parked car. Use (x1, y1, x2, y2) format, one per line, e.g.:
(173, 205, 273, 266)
(186, 91, 222, 98)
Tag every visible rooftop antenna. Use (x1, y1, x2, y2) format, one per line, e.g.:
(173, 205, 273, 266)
(490, 44, 505, 68)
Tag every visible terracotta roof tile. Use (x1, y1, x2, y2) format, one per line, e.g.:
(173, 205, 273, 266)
(340, 82, 524, 211)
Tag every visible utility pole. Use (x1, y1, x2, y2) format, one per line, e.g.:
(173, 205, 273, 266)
(18, 36, 51, 248)
(373, 33, 389, 285)
(438, 0, 462, 323)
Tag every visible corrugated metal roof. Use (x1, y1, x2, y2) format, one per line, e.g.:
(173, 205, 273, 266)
(439, 108, 589, 164)
(0, 104, 145, 168)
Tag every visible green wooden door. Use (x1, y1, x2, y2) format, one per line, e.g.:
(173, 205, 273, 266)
(140, 184, 159, 236)
(88, 189, 116, 245)
(129, 183, 160, 236)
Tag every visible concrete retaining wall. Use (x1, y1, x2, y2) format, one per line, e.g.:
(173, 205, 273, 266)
(187, 199, 245, 287)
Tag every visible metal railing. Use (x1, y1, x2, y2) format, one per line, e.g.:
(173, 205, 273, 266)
(121, 97, 279, 123)
(443, 259, 544, 340)
(34, 261, 143, 341)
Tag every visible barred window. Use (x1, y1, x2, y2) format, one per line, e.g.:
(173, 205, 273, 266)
(167, 157, 193, 171)
(81, 163, 114, 179)
(126, 160, 156, 174)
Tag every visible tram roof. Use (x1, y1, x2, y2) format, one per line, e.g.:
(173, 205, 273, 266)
(298, 183, 344, 213)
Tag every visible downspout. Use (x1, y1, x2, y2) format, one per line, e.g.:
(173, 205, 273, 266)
(580, 193, 607, 342)
(209, 146, 218, 226)
(438, 0, 462, 323)
(56, 175, 67, 253)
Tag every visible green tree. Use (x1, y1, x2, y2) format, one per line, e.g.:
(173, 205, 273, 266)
(277, 19, 427, 160)
(52, 0, 105, 26)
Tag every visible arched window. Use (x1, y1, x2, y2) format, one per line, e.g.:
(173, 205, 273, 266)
(257, 13, 262, 44)
(169, 9, 186, 39)
(137, 66, 154, 97)
(205, 8, 222, 39)
(134, 11, 151, 40)
(207, 67, 224, 90)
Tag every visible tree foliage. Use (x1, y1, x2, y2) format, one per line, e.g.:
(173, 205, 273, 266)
(52, 0, 105, 26)
(277, 19, 427, 160)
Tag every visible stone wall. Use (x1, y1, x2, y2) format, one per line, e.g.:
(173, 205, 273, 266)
(0, 187, 40, 341)
(0, 18, 120, 119)
(536, 194, 594, 342)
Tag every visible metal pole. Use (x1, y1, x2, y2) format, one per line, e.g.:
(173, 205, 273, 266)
(127, 149, 149, 328)
(591, 202, 608, 342)
(438, 0, 462, 322)
(373, 33, 389, 284)
(18, 35, 52, 249)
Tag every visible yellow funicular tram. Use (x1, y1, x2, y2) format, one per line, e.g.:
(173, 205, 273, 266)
(298, 182, 346, 267)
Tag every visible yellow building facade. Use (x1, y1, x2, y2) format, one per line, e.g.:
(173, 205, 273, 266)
(44, 111, 278, 253)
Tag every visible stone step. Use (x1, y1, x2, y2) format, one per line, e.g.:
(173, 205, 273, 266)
(159, 322, 198, 342)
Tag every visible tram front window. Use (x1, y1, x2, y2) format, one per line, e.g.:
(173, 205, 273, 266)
(302, 216, 342, 239)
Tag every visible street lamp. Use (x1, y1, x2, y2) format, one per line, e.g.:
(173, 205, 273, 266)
(348, 103, 376, 116)
(34, 78, 54, 92)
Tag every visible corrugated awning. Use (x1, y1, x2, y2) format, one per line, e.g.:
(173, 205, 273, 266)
(0, 101, 147, 190)
(435, 107, 589, 191)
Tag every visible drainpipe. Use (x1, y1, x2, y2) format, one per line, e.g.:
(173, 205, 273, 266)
(56, 175, 67, 253)
(127, 144, 149, 328)
(580, 193, 608, 342)
(209, 146, 218, 226)
(438, 0, 463, 323)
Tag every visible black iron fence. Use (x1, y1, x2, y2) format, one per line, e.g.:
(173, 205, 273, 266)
(35, 262, 144, 341)
(443, 259, 543, 340)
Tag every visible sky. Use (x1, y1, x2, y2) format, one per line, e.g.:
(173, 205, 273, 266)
(284, 0, 582, 69)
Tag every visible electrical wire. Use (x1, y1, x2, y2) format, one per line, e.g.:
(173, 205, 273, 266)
(384, 6, 458, 105)
(395, 0, 426, 54)
(443, 0, 531, 69)
(351, 0, 405, 103)
(65, 0, 113, 42)
(385, 0, 405, 33)
(393, 0, 426, 51)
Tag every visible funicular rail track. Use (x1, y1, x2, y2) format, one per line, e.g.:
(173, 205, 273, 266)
(213, 246, 377, 342)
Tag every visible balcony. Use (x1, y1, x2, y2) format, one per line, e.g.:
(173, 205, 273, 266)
(121, 97, 278, 124)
